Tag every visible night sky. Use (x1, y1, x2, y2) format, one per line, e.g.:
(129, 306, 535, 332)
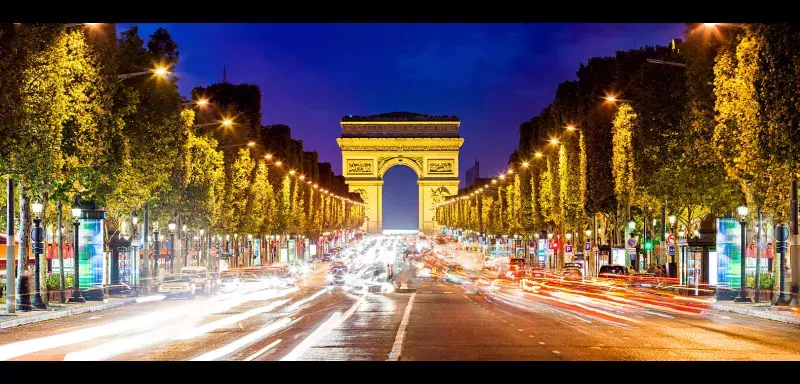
(120, 23, 685, 230)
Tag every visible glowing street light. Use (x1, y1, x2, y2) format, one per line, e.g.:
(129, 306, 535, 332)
(549, 138, 559, 145)
(566, 125, 576, 131)
(117, 66, 171, 81)
(604, 96, 617, 103)
(522, 162, 529, 168)
(265, 154, 273, 160)
(534, 152, 543, 158)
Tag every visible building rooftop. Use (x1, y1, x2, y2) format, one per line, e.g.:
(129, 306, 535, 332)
(341, 112, 459, 122)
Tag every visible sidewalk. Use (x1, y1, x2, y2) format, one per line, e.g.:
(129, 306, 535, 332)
(711, 301, 800, 325)
(0, 297, 138, 330)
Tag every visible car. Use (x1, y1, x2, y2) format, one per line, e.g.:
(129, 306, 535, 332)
(328, 269, 347, 285)
(597, 265, 635, 289)
(180, 266, 217, 296)
(321, 254, 334, 262)
(527, 268, 547, 280)
(562, 267, 583, 282)
(218, 270, 242, 291)
(158, 273, 196, 299)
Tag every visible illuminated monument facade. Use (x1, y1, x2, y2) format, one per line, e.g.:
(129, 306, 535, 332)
(336, 112, 463, 235)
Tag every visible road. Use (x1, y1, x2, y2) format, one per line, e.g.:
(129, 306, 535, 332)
(0, 240, 799, 361)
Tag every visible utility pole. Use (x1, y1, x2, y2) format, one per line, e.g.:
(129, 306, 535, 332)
(5, 178, 15, 313)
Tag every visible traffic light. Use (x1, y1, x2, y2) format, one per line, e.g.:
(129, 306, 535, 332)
(644, 239, 654, 251)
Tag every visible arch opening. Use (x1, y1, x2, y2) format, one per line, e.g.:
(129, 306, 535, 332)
(381, 164, 419, 232)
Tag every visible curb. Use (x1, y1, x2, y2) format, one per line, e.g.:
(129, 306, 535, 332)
(711, 303, 800, 325)
(0, 299, 138, 330)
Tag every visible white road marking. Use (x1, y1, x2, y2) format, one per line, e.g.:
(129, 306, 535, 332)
(552, 350, 561, 354)
(387, 292, 417, 361)
(539, 342, 546, 345)
(443, 292, 453, 294)
(89, 316, 102, 320)
(244, 339, 282, 361)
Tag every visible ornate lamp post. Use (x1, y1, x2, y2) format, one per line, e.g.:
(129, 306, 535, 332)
(30, 202, 47, 310)
(734, 205, 752, 303)
(153, 221, 160, 276)
(69, 207, 86, 303)
(182, 224, 187, 267)
(168, 221, 176, 273)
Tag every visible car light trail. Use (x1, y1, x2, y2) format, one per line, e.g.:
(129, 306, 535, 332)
(191, 316, 296, 361)
(244, 339, 282, 361)
(280, 292, 366, 361)
(174, 299, 291, 340)
(284, 288, 329, 312)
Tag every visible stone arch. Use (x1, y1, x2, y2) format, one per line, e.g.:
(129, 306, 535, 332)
(377, 156, 423, 179)
(337, 113, 463, 235)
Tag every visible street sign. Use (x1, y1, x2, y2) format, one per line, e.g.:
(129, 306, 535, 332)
(584, 242, 591, 251)
(667, 234, 675, 246)
(565, 245, 573, 254)
(668, 245, 675, 255)
(626, 237, 637, 248)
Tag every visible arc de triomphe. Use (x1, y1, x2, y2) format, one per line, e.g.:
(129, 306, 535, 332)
(337, 112, 463, 235)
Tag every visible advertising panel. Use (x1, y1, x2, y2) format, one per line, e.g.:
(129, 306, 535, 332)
(716, 218, 741, 291)
(253, 238, 261, 266)
(78, 218, 104, 291)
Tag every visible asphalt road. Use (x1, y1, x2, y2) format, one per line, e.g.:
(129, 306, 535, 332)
(1, 258, 799, 361)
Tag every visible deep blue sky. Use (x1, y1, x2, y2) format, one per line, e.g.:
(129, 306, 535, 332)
(120, 23, 685, 230)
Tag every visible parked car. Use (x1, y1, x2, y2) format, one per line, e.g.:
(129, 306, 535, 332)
(180, 266, 217, 296)
(158, 273, 196, 299)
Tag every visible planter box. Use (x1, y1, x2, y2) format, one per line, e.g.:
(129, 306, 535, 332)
(746, 288, 774, 303)
(46, 289, 73, 302)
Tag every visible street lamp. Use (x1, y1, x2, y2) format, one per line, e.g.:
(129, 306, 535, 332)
(153, 221, 160, 275)
(734, 205, 752, 302)
(628, 220, 637, 230)
(117, 66, 171, 81)
(168, 221, 176, 273)
(69, 207, 85, 303)
(30, 202, 47, 310)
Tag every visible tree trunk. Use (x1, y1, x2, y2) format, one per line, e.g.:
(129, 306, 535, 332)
(15, 184, 31, 307)
(57, 201, 66, 303)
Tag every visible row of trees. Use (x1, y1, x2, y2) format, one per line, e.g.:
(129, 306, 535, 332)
(0, 24, 364, 303)
(437, 23, 799, 271)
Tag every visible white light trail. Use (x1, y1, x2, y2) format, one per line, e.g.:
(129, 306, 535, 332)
(191, 317, 295, 361)
(285, 288, 329, 312)
(244, 339, 282, 361)
(174, 299, 290, 340)
(280, 293, 366, 361)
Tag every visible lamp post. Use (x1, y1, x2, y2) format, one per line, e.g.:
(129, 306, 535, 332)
(153, 221, 160, 276)
(182, 224, 188, 267)
(30, 202, 47, 310)
(131, 210, 139, 292)
(168, 221, 176, 273)
(69, 207, 85, 303)
(734, 205, 752, 303)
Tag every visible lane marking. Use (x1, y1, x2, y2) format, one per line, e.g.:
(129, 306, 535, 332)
(244, 339, 282, 361)
(538, 342, 546, 345)
(387, 292, 417, 361)
(281, 291, 366, 361)
(552, 350, 561, 354)
(89, 316, 102, 320)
